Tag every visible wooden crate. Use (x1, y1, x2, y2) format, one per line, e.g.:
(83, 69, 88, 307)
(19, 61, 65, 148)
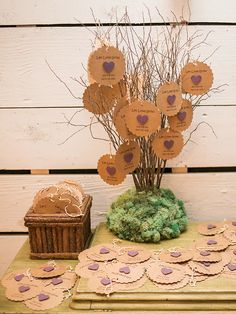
(24, 195, 92, 259)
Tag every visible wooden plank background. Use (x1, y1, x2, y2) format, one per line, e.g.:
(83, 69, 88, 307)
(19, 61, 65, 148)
(0, 0, 236, 276)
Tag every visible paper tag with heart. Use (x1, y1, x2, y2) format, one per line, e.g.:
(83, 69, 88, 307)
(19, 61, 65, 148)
(168, 99, 193, 132)
(77, 249, 92, 263)
(156, 82, 182, 116)
(195, 235, 230, 252)
(146, 261, 185, 284)
(5, 279, 43, 302)
(189, 260, 224, 276)
(197, 222, 224, 236)
(159, 249, 193, 263)
(24, 287, 64, 311)
(97, 154, 126, 185)
(225, 247, 236, 262)
(113, 105, 137, 140)
(87, 275, 117, 295)
(125, 100, 161, 137)
(44, 271, 77, 291)
(105, 261, 145, 284)
(223, 229, 236, 243)
(83, 83, 117, 114)
(75, 260, 106, 278)
(113, 275, 147, 292)
(181, 61, 213, 95)
(222, 262, 236, 279)
(153, 275, 189, 290)
(86, 244, 118, 262)
(115, 141, 140, 174)
(88, 46, 125, 86)
(193, 249, 222, 263)
(30, 264, 67, 279)
(117, 246, 151, 264)
(1, 269, 31, 288)
(152, 128, 184, 160)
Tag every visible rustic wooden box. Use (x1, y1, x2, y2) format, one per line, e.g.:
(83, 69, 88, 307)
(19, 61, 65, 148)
(24, 195, 92, 259)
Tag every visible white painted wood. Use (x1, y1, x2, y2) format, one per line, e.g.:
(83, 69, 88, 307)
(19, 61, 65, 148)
(0, 106, 234, 169)
(0, 26, 234, 108)
(0, 0, 236, 25)
(0, 173, 236, 232)
(0, 236, 27, 277)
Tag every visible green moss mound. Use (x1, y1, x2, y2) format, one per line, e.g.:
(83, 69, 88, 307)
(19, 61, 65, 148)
(106, 188, 188, 243)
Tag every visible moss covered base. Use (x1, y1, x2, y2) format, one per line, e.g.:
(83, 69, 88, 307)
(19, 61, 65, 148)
(106, 188, 188, 243)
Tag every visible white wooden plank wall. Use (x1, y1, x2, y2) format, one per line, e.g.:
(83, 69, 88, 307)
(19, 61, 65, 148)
(0, 0, 236, 275)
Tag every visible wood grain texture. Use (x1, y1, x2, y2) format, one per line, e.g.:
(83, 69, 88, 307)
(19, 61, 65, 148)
(0, 26, 234, 108)
(0, 0, 236, 25)
(0, 173, 236, 232)
(0, 106, 234, 169)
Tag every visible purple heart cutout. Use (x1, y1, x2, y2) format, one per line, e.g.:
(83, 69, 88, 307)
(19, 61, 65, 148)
(167, 95, 176, 105)
(88, 263, 99, 271)
(124, 152, 133, 163)
(207, 224, 216, 230)
(100, 247, 110, 254)
(51, 277, 63, 285)
(18, 285, 30, 293)
(227, 263, 236, 271)
(14, 274, 24, 282)
(200, 250, 211, 257)
(232, 221, 236, 226)
(43, 265, 54, 272)
(106, 166, 116, 176)
(233, 249, 236, 255)
(177, 111, 186, 122)
(164, 140, 174, 150)
(191, 75, 202, 85)
(136, 114, 148, 125)
(103, 61, 115, 73)
(202, 262, 211, 267)
(161, 267, 173, 275)
(170, 251, 182, 258)
(207, 239, 217, 245)
(128, 250, 139, 257)
(38, 293, 50, 302)
(119, 266, 131, 274)
(100, 277, 111, 286)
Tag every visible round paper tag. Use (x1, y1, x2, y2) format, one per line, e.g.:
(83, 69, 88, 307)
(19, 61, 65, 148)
(195, 235, 230, 252)
(168, 99, 193, 132)
(146, 261, 185, 284)
(30, 264, 67, 279)
(105, 261, 145, 283)
(88, 46, 125, 86)
(152, 128, 184, 160)
(188, 260, 224, 276)
(97, 154, 126, 186)
(83, 83, 117, 114)
(117, 246, 151, 264)
(125, 100, 161, 137)
(86, 244, 118, 262)
(113, 106, 137, 140)
(156, 82, 182, 116)
(197, 222, 224, 236)
(159, 249, 193, 264)
(115, 141, 140, 174)
(75, 260, 106, 278)
(181, 61, 213, 95)
(5, 279, 43, 302)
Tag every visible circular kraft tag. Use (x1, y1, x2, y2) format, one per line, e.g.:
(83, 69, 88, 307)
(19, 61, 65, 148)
(156, 82, 182, 116)
(181, 61, 213, 95)
(146, 261, 185, 284)
(115, 141, 140, 174)
(113, 96, 129, 119)
(152, 128, 184, 160)
(83, 83, 117, 114)
(113, 106, 137, 140)
(88, 46, 125, 86)
(97, 154, 126, 185)
(168, 99, 193, 132)
(125, 100, 161, 137)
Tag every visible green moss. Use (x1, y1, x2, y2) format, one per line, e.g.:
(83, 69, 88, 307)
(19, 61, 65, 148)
(106, 188, 188, 243)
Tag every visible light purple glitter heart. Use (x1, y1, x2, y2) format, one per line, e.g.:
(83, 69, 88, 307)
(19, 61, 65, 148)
(191, 75, 202, 85)
(14, 274, 24, 282)
(202, 262, 211, 267)
(164, 140, 174, 150)
(88, 263, 99, 271)
(43, 265, 54, 272)
(100, 278, 111, 286)
(103, 61, 115, 73)
(207, 224, 216, 230)
(207, 239, 217, 245)
(177, 111, 186, 122)
(167, 95, 176, 105)
(124, 152, 133, 163)
(170, 251, 182, 258)
(38, 293, 50, 302)
(100, 247, 110, 254)
(200, 250, 211, 257)
(136, 114, 148, 125)
(51, 277, 63, 285)
(18, 285, 30, 293)
(106, 166, 116, 176)
(119, 266, 131, 274)
(228, 263, 236, 271)
(161, 267, 173, 275)
(128, 250, 139, 257)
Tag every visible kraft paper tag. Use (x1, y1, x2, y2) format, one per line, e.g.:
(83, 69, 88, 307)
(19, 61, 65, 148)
(75, 261, 106, 278)
(115, 141, 140, 174)
(168, 99, 193, 132)
(5, 279, 43, 302)
(105, 261, 145, 283)
(114, 275, 147, 292)
(125, 100, 161, 137)
(156, 82, 182, 116)
(44, 271, 77, 291)
(152, 128, 184, 160)
(146, 261, 185, 284)
(86, 244, 118, 262)
(193, 249, 222, 263)
(117, 246, 151, 264)
(83, 83, 117, 114)
(78, 249, 92, 263)
(223, 229, 236, 243)
(24, 287, 64, 311)
(88, 46, 125, 86)
(87, 275, 116, 295)
(97, 154, 126, 186)
(181, 61, 213, 95)
(1, 269, 30, 288)
(153, 275, 189, 290)
(159, 249, 193, 263)
(31, 264, 67, 279)
(222, 262, 236, 278)
(113, 105, 137, 140)
(197, 222, 224, 236)
(195, 235, 230, 252)
(188, 260, 224, 276)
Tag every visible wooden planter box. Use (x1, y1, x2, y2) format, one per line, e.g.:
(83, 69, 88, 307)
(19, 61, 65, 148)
(24, 195, 92, 259)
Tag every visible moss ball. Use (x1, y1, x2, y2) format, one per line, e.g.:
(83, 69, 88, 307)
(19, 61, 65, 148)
(106, 188, 188, 243)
